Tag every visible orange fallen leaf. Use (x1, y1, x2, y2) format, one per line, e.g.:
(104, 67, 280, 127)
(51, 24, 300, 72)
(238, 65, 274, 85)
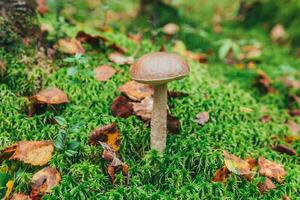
(0, 141, 54, 166)
(30, 167, 61, 198)
(212, 166, 229, 182)
(33, 88, 69, 105)
(89, 123, 121, 151)
(258, 157, 286, 183)
(223, 151, 251, 175)
(132, 96, 153, 121)
(94, 65, 117, 81)
(162, 23, 179, 35)
(10, 193, 32, 200)
(108, 52, 134, 65)
(56, 38, 85, 55)
(118, 81, 154, 101)
(111, 96, 134, 118)
(4, 180, 14, 199)
(258, 178, 276, 194)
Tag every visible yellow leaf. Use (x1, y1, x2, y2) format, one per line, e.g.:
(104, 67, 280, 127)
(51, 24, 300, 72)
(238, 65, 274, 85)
(4, 180, 14, 199)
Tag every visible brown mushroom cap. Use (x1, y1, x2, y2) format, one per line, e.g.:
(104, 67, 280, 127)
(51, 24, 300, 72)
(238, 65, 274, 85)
(34, 88, 69, 104)
(130, 52, 189, 85)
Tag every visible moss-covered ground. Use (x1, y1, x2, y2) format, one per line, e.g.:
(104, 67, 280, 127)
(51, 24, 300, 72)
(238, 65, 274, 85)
(0, 0, 300, 199)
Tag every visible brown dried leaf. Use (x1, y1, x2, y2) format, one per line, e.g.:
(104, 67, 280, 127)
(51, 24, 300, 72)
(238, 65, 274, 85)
(168, 91, 189, 98)
(108, 44, 128, 54)
(128, 33, 142, 44)
(89, 123, 121, 151)
(272, 144, 296, 156)
(11, 193, 32, 200)
(108, 52, 134, 65)
(270, 24, 287, 44)
(167, 114, 181, 134)
(212, 166, 229, 182)
(286, 120, 300, 135)
(56, 38, 85, 55)
(283, 195, 291, 200)
(30, 167, 61, 198)
(37, 0, 48, 15)
(76, 31, 108, 46)
(281, 77, 300, 90)
(261, 115, 272, 123)
(240, 45, 262, 60)
(196, 112, 209, 125)
(0, 141, 54, 166)
(132, 96, 153, 121)
(118, 81, 154, 101)
(254, 70, 275, 93)
(162, 23, 179, 35)
(223, 151, 251, 175)
(258, 178, 276, 194)
(258, 157, 286, 183)
(94, 65, 117, 81)
(33, 88, 69, 104)
(111, 96, 134, 118)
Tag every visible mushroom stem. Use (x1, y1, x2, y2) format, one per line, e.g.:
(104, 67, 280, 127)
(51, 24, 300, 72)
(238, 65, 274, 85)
(151, 84, 167, 153)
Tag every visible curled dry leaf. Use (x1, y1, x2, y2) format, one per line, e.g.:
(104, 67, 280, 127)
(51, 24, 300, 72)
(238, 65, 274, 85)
(132, 96, 153, 121)
(254, 70, 275, 94)
(272, 144, 296, 156)
(11, 193, 32, 200)
(162, 23, 179, 35)
(196, 112, 209, 125)
(223, 151, 251, 175)
(76, 31, 108, 46)
(0, 141, 54, 166)
(168, 91, 189, 98)
(258, 178, 276, 194)
(108, 52, 134, 65)
(212, 166, 229, 182)
(111, 96, 134, 118)
(261, 115, 272, 123)
(94, 65, 117, 81)
(258, 157, 286, 183)
(56, 38, 85, 55)
(89, 123, 121, 152)
(32, 88, 69, 105)
(30, 167, 61, 198)
(118, 81, 154, 101)
(270, 24, 287, 44)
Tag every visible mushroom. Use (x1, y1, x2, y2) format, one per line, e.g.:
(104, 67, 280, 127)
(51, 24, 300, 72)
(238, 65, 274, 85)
(130, 52, 189, 153)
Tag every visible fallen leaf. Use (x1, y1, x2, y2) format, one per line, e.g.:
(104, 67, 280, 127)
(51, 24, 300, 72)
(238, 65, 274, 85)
(108, 44, 128, 54)
(30, 167, 61, 198)
(212, 166, 229, 182)
(132, 96, 153, 121)
(94, 65, 117, 81)
(196, 112, 209, 125)
(108, 52, 134, 65)
(56, 38, 85, 55)
(258, 157, 286, 183)
(240, 45, 262, 60)
(281, 77, 300, 90)
(111, 96, 134, 118)
(162, 23, 179, 35)
(10, 193, 32, 200)
(168, 91, 189, 98)
(282, 195, 291, 200)
(261, 115, 272, 123)
(128, 33, 142, 43)
(167, 114, 181, 134)
(270, 24, 287, 44)
(272, 144, 296, 156)
(286, 120, 300, 136)
(254, 70, 275, 94)
(172, 40, 207, 63)
(258, 178, 276, 194)
(99, 142, 129, 185)
(89, 123, 121, 151)
(0, 141, 54, 166)
(223, 151, 251, 175)
(37, 0, 48, 15)
(246, 158, 257, 170)
(32, 88, 69, 105)
(4, 180, 14, 199)
(118, 81, 154, 101)
(76, 31, 108, 46)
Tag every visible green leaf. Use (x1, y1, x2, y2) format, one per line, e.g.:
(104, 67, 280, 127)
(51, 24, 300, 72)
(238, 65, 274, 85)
(219, 40, 232, 60)
(65, 150, 77, 157)
(67, 67, 78, 76)
(67, 141, 80, 150)
(54, 116, 67, 126)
